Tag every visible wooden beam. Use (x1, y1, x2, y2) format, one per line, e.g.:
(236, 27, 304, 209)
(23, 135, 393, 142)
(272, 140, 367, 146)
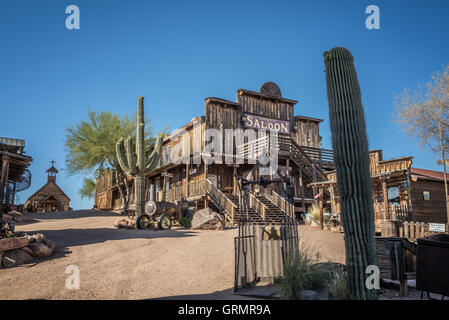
(319, 187, 324, 230)
(186, 163, 189, 198)
(0, 155, 10, 210)
(299, 166, 305, 212)
(233, 166, 237, 195)
(0, 237, 29, 252)
(382, 180, 389, 220)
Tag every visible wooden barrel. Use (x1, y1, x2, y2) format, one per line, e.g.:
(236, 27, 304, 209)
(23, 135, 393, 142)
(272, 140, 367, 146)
(145, 201, 178, 217)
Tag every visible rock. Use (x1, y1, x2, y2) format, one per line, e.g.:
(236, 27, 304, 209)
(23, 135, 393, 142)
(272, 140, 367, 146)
(114, 219, 129, 228)
(191, 208, 224, 230)
(127, 220, 136, 229)
(1, 249, 33, 267)
(21, 246, 34, 256)
(25, 233, 46, 243)
(297, 289, 320, 300)
(0, 237, 29, 252)
(114, 219, 135, 229)
(14, 216, 37, 223)
(7, 210, 22, 217)
(28, 242, 53, 257)
(45, 239, 56, 251)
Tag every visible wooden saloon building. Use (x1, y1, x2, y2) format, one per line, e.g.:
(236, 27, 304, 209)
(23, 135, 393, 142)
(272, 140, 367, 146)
(95, 82, 334, 224)
(94, 82, 448, 227)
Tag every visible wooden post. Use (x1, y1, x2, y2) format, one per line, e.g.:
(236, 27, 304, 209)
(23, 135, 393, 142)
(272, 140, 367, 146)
(382, 180, 389, 220)
(0, 155, 10, 212)
(185, 163, 189, 198)
(233, 166, 237, 195)
(299, 166, 305, 212)
(406, 169, 413, 219)
(319, 187, 324, 230)
(439, 120, 449, 225)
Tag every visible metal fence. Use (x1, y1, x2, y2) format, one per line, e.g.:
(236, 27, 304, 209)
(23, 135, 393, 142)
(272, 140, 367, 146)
(234, 217, 299, 292)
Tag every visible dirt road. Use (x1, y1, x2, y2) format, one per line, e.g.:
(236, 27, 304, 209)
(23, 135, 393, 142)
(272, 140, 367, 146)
(0, 210, 345, 300)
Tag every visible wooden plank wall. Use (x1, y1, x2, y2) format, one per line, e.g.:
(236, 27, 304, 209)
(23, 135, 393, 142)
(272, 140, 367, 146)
(292, 119, 320, 148)
(411, 179, 448, 223)
(237, 94, 293, 121)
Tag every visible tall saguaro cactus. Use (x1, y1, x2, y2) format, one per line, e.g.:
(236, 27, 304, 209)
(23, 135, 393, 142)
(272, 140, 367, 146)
(116, 96, 163, 217)
(323, 47, 378, 300)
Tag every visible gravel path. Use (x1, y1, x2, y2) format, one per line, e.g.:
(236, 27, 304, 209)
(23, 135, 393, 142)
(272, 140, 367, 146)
(0, 210, 346, 300)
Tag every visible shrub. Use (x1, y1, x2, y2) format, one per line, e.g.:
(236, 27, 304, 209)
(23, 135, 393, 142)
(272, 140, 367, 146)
(276, 243, 331, 299)
(329, 270, 349, 300)
(180, 217, 191, 229)
(307, 203, 330, 225)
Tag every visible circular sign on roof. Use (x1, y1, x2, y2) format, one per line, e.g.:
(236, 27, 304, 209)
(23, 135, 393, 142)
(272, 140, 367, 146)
(260, 82, 282, 98)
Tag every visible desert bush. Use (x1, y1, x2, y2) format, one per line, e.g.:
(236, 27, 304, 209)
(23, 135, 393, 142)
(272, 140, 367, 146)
(180, 217, 191, 229)
(276, 243, 331, 299)
(307, 203, 330, 225)
(329, 269, 349, 300)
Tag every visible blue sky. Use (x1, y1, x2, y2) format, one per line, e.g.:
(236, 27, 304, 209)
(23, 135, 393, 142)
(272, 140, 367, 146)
(1, 0, 448, 209)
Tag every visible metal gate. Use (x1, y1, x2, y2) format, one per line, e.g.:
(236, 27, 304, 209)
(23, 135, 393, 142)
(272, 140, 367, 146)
(234, 217, 299, 292)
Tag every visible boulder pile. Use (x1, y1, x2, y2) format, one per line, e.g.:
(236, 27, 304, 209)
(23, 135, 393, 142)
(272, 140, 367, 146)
(0, 232, 55, 268)
(191, 208, 225, 230)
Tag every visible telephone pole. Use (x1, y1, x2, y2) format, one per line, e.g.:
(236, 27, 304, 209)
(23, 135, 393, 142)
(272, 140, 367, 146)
(438, 120, 449, 224)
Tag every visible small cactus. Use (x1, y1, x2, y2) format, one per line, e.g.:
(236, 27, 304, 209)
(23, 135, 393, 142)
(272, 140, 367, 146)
(116, 96, 163, 217)
(323, 47, 378, 300)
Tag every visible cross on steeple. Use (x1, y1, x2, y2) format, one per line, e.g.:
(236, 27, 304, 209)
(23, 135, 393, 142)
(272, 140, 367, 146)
(46, 159, 59, 182)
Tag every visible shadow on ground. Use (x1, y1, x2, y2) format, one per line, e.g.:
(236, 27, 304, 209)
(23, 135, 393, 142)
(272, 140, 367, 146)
(151, 287, 263, 300)
(15, 226, 197, 267)
(24, 210, 122, 220)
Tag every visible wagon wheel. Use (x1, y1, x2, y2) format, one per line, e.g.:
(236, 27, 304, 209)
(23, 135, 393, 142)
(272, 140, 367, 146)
(136, 214, 152, 229)
(158, 214, 172, 230)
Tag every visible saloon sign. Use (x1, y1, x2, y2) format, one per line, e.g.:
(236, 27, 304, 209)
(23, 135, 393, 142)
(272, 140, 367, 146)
(243, 113, 290, 134)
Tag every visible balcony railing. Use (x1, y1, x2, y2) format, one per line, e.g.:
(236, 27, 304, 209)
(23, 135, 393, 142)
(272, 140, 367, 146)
(165, 179, 205, 202)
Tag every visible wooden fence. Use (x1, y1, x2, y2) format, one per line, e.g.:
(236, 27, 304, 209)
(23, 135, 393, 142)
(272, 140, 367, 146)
(399, 221, 449, 242)
(390, 204, 413, 221)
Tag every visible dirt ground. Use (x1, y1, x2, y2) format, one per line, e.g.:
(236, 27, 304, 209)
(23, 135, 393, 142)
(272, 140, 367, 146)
(0, 210, 346, 300)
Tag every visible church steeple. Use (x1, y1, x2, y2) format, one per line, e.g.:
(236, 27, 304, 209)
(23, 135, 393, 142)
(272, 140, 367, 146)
(46, 159, 58, 183)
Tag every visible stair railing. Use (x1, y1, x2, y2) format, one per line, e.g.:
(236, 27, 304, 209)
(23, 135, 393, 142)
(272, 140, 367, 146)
(260, 186, 294, 218)
(205, 179, 236, 222)
(248, 193, 268, 220)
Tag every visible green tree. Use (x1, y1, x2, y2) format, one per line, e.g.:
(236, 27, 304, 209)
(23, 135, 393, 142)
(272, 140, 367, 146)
(79, 178, 96, 199)
(64, 109, 157, 213)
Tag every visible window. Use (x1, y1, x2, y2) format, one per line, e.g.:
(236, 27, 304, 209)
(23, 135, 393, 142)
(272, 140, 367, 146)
(422, 191, 430, 201)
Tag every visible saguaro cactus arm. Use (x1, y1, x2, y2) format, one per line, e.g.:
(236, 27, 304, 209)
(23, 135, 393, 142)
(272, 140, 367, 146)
(146, 133, 164, 172)
(116, 138, 132, 176)
(125, 136, 137, 176)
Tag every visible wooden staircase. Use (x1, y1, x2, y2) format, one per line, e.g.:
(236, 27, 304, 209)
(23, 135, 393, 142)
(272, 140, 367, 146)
(205, 179, 291, 224)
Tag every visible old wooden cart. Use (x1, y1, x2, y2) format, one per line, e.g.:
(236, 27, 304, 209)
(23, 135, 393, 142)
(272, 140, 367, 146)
(136, 201, 177, 230)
